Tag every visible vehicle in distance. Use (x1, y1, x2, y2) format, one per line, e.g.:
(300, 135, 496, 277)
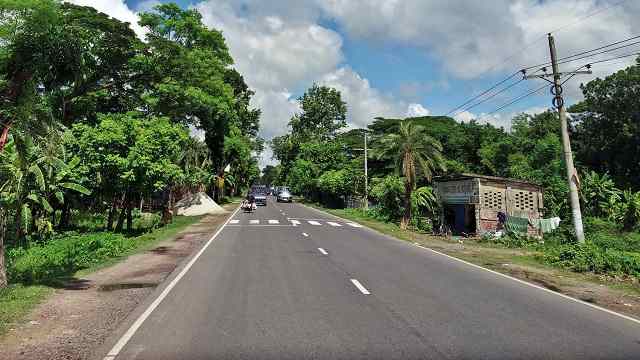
(250, 185, 268, 206)
(277, 188, 292, 202)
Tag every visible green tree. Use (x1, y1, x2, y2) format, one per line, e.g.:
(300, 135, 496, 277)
(570, 57, 640, 189)
(289, 84, 347, 141)
(374, 121, 445, 229)
(261, 165, 281, 186)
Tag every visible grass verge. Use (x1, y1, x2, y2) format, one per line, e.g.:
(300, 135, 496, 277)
(77, 215, 202, 275)
(0, 215, 202, 335)
(0, 285, 53, 335)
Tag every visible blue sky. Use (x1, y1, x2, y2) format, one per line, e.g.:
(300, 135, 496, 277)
(74, 0, 640, 165)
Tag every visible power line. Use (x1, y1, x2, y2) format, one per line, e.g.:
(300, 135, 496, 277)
(558, 49, 640, 67)
(445, 72, 520, 115)
(445, 0, 629, 118)
(483, 83, 548, 117)
(453, 78, 525, 116)
(523, 35, 640, 70)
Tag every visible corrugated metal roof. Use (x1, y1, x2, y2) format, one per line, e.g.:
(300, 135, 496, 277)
(434, 173, 542, 188)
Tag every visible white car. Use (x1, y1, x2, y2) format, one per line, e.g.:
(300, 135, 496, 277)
(276, 189, 292, 203)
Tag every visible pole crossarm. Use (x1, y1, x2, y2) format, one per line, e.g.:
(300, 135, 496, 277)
(523, 71, 592, 80)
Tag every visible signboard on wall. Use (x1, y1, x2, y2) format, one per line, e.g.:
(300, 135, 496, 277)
(435, 179, 477, 205)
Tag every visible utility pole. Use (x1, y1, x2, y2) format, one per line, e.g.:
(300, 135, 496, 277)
(523, 33, 589, 242)
(364, 132, 368, 211)
(354, 131, 369, 210)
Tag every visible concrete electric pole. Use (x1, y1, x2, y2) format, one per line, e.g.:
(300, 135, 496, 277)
(524, 33, 590, 242)
(364, 132, 368, 211)
(354, 131, 369, 210)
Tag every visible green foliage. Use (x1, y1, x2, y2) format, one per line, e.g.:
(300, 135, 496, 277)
(580, 171, 622, 220)
(317, 169, 351, 197)
(370, 175, 405, 221)
(374, 120, 445, 228)
(7, 232, 134, 283)
(542, 243, 640, 278)
(571, 58, 640, 189)
(289, 84, 347, 141)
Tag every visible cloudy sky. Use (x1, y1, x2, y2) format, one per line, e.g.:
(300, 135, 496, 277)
(70, 0, 640, 166)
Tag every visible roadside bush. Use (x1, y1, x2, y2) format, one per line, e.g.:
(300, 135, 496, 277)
(7, 232, 134, 284)
(541, 242, 640, 278)
(370, 175, 404, 221)
(132, 211, 161, 231)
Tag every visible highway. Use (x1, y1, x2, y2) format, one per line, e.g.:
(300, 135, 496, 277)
(104, 198, 640, 360)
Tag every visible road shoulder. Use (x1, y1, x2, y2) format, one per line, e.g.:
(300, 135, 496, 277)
(301, 203, 640, 321)
(0, 207, 235, 360)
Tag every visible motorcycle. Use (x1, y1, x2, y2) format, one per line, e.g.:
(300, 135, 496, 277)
(241, 200, 257, 213)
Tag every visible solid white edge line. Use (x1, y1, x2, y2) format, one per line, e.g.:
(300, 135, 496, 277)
(103, 206, 241, 359)
(416, 244, 640, 326)
(318, 248, 328, 255)
(350, 279, 371, 295)
(302, 203, 640, 326)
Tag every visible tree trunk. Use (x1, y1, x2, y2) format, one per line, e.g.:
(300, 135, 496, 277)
(126, 200, 133, 231)
(59, 200, 71, 229)
(400, 182, 412, 230)
(106, 197, 117, 231)
(115, 205, 127, 233)
(14, 203, 24, 246)
(162, 188, 173, 225)
(115, 192, 128, 232)
(0, 209, 8, 288)
(0, 121, 12, 152)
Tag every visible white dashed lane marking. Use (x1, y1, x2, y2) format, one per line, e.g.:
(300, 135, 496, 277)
(350, 279, 370, 295)
(318, 248, 328, 255)
(302, 233, 309, 237)
(290, 220, 301, 226)
(327, 222, 342, 227)
(308, 221, 321, 226)
(250, 220, 260, 224)
(346, 222, 363, 228)
(230, 220, 240, 224)
(268, 219, 280, 224)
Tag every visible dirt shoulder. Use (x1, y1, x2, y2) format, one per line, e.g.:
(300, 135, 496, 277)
(0, 206, 235, 360)
(310, 205, 640, 321)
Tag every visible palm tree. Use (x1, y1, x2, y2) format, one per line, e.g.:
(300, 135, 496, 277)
(375, 121, 445, 229)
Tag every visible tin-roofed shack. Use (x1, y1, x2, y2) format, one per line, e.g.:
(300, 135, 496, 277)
(433, 173, 544, 236)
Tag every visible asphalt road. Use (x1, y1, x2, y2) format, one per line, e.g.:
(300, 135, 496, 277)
(105, 198, 640, 360)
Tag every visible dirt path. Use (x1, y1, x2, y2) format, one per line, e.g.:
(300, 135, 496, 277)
(0, 208, 234, 360)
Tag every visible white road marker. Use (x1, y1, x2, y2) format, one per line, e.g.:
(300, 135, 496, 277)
(318, 248, 328, 255)
(308, 220, 321, 226)
(327, 222, 342, 227)
(290, 220, 301, 226)
(230, 219, 240, 224)
(302, 232, 309, 237)
(346, 222, 363, 228)
(268, 219, 280, 224)
(350, 279, 370, 295)
(103, 206, 241, 360)
(250, 219, 260, 224)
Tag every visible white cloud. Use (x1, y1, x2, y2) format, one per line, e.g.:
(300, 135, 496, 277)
(67, 0, 146, 38)
(406, 103, 430, 117)
(319, 67, 427, 128)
